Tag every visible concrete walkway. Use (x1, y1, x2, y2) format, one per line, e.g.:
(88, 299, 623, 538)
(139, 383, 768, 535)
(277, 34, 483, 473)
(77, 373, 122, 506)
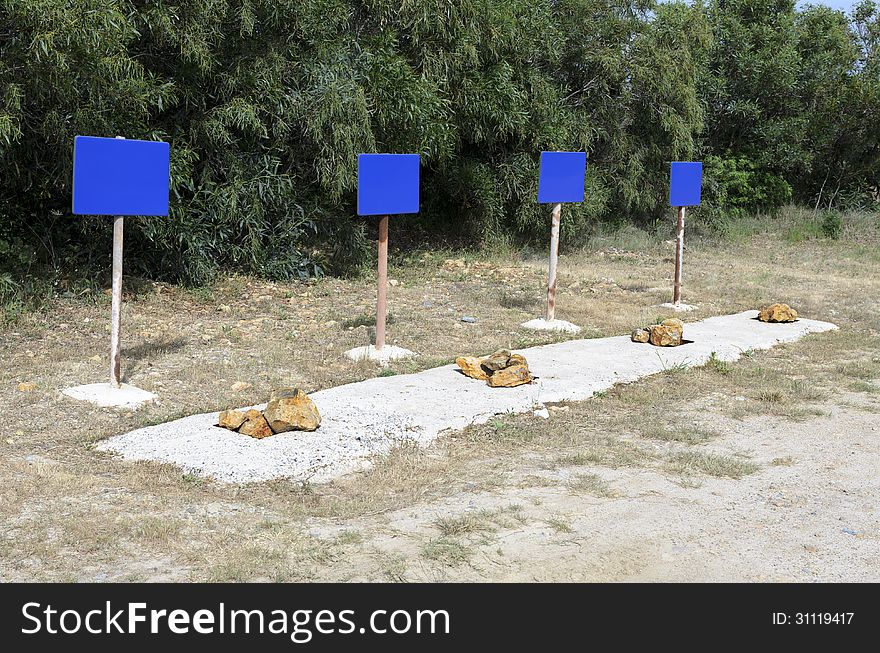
(96, 311, 837, 483)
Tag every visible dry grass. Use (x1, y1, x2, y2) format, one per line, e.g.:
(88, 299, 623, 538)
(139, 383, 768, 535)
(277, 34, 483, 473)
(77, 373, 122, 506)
(2, 207, 880, 580)
(664, 451, 759, 480)
(566, 473, 617, 497)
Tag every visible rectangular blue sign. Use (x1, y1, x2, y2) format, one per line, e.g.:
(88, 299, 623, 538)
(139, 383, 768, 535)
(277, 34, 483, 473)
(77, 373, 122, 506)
(73, 136, 170, 216)
(538, 151, 586, 204)
(357, 154, 420, 216)
(669, 161, 703, 207)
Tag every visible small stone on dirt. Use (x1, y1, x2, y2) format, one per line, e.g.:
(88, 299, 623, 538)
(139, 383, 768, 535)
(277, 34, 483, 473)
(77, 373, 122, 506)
(264, 388, 321, 433)
(17, 382, 36, 392)
(758, 303, 798, 323)
(231, 382, 252, 392)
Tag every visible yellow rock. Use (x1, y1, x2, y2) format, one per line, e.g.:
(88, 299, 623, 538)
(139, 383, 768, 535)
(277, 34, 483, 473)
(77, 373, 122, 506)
(758, 303, 798, 323)
(456, 356, 490, 381)
(649, 323, 682, 347)
(508, 353, 527, 367)
(487, 363, 532, 388)
(482, 349, 512, 371)
(661, 318, 684, 330)
(631, 328, 650, 343)
(218, 409, 248, 430)
(238, 409, 274, 439)
(17, 382, 36, 392)
(264, 389, 321, 433)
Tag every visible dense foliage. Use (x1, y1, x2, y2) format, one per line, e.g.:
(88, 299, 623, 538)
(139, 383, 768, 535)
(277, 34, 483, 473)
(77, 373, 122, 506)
(0, 0, 878, 284)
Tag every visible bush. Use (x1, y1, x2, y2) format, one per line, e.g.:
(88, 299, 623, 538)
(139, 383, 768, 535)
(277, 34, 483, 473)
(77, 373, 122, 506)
(0, 0, 876, 288)
(821, 210, 843, 239)
(702, 155, 793, 219)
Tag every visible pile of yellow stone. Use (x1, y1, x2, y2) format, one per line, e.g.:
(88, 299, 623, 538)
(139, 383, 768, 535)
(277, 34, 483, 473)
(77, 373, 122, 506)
(456, 349, 533, 388)
(631, 318, 685, 347)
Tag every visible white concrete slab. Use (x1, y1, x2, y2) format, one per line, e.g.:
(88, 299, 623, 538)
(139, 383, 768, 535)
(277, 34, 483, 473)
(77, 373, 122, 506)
(96, 311, 837, 484)
(344, 344, 415, 363)
(658, 302, 698, 312)
(521, 318, 582, 333)
(63, 383, 157, 409)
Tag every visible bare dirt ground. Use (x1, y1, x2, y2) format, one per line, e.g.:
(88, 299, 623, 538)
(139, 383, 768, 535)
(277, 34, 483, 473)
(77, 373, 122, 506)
(1, 211, 878, 582)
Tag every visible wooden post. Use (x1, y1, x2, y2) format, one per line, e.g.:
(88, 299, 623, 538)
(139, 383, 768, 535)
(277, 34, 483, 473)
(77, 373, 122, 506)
(546, 202, 562, 322)
(109, 215, 124, 387)
(673, 206, 685, 305)
(375, 215, 389, 350)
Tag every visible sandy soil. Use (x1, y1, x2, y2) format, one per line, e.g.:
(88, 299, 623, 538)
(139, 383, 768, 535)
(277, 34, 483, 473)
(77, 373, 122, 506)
(311, 398, 878, 582)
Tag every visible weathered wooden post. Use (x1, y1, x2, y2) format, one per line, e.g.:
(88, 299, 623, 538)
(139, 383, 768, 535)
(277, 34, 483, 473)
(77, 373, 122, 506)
(546, 202, 562, 322)
(109, 214, 124, 387)
(662, 161, 703, 312)
(63, 135, 170, 408)
(345, 153, 420, 363)
(673, 206, 685, 305)
(522, 151, 586, 334)
(375, 214, 390, 351)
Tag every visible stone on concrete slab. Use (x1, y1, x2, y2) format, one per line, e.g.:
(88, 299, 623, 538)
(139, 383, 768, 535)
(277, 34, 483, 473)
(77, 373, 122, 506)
(238, 409, 273, 439)
(486, 362, 532, 388)
(758, 303, 798, 323)
(631, 328, 650, 343)
(521, 318, 581, 333)
(456, 356, 490, 381)
(481, 349, 512, 371)
(649, 323, 683, 347)
(62, 383, 157, 409)
(218, 409, 248, 430)
(264, 389, 321, 433)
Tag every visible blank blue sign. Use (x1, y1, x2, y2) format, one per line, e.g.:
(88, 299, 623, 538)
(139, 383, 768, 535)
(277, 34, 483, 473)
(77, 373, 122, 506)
(538, 151, 586, 203)
(669, 161, 703, 206)
(357, 154, 420, 216)
(73, 136, 170, 216)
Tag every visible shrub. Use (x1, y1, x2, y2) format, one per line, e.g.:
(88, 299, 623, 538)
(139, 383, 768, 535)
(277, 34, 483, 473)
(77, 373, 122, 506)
(821, 210, 843, 239)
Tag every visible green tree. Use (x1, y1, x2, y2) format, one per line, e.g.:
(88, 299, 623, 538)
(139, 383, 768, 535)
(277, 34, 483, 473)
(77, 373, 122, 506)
(703, 0, 806, 176)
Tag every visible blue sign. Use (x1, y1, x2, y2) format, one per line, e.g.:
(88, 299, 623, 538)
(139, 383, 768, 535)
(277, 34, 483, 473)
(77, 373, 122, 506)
(538, 151, 586, 204)
(669, 161, 702, 206)
(357, 154, 420, 216)
(73, 136, 170, 216)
